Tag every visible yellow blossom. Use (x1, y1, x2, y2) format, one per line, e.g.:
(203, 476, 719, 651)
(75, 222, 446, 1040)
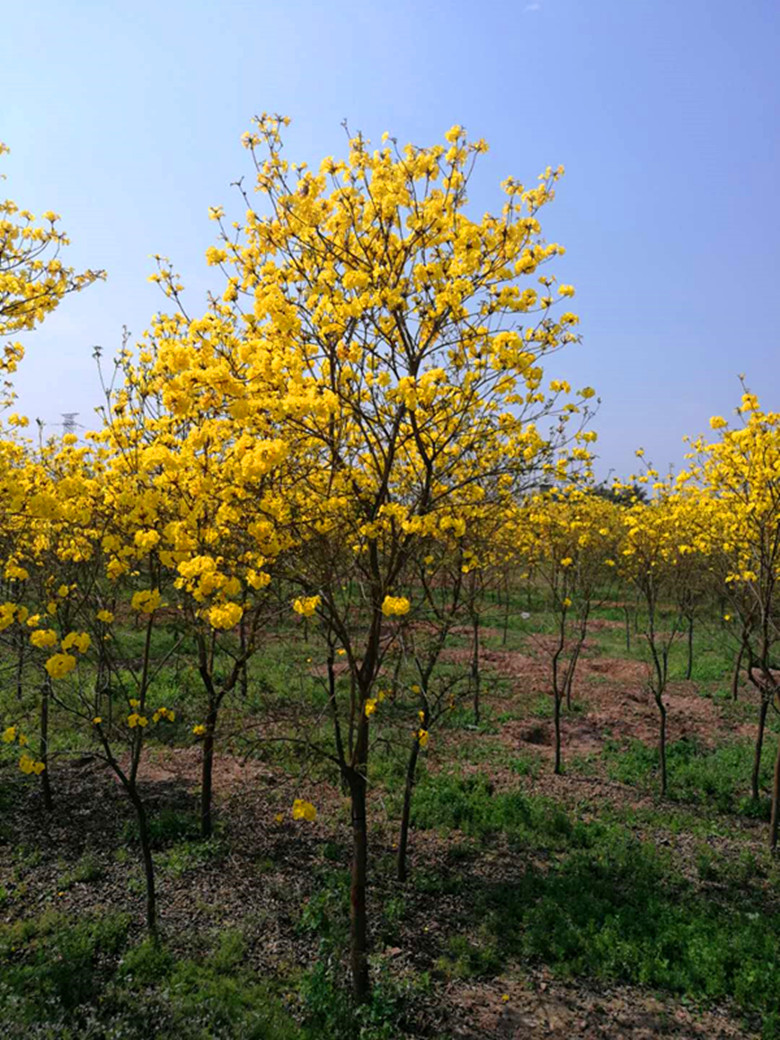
(131, 589, 162, 614)
(30, 629, 58, 649)
(381, 595, 410, 617)
(44, 653, 77, 680)
(292, 595, 321, 617)
(292, 799, 317, 822)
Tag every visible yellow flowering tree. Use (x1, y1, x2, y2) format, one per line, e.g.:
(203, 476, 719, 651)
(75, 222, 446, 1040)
(682, 392, 780, 843)
(618, 471, 710, 797)
(519, 487, 621, 774)
(0, 143, 103, 406)
(94, 331, 295, 840)
(178, 116, 593, 998)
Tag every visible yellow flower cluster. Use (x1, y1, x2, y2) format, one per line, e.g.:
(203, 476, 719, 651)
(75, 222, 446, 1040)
(131, 589, 162, 614)
(30, 628, 58, 648)
(291, 799, 317, 822)
(207, 601, 243, 630)
(292, 595, 321, 617)
(19, 753, 45, 775)
(381, 596, 410, 617)
(61, 631, 90, 653)
(44, 653, 77, 680)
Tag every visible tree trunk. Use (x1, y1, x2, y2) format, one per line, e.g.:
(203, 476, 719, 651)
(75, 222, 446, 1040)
(348, 764, 369, 1001)
(200, 707, 217, 839)
(129, 787, 157, 937)
(471, 612, 481, 726)
(15, 630, 24, 702)
(770, 738, 780, 850)
(502, 574, 510, 647)
(39, 680, 52, 810)
(685, 614, 694, 681)
(731, 642, 745, 701)
(396, 737, 421, 883)
(752, 697, 770, 802)
(239, 617, 249, 700)
(656, 694, 667, 797)
(553, 690, 562, 775)
(624, 606, 631, 652)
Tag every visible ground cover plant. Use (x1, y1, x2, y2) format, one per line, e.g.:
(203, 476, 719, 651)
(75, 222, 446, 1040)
(1, 121, 779, 1039)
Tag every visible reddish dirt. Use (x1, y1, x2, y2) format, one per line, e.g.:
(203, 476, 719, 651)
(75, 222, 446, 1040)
(121, 744, 275, 792)
(453, 971, 758, 1039)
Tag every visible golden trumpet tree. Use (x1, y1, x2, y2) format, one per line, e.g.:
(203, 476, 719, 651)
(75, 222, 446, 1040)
(681, 390, 780, 844)
(167, 114, 593, 998)
(518, 487, 621, 773)
(0, 143, 103, 405)
(618, 476, 711, 797)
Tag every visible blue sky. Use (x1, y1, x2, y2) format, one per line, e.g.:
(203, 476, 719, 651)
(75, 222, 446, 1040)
(2, 0, 778, 478)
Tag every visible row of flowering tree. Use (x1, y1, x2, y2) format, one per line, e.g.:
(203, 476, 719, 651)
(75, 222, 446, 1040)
(3, 122, 779, 1009)
(0, 122, 595, 1001)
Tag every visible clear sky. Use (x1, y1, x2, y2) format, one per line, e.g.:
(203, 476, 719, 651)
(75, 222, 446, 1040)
(2, 0, 778, 479)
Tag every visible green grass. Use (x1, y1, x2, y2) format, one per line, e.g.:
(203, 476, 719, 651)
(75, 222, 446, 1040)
(122, 807, 202, 847)
(409, 770, 780, 1034)
(0, 913, 302, 1040)
(604, 737, 773, 816)
(57, 850, 104, 890)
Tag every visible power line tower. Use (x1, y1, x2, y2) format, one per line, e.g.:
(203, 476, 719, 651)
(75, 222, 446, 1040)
(61, 412, 80, 436)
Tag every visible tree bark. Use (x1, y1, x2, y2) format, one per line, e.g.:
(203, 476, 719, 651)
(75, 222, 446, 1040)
(396, 737, 421, 882)
(471, 612, 481, 726)
(656, 694, 667, 797)
(200, 706, 217, 839)
(129, 786, 157, 937)
(731, 642, 745, 701)
(39, 679, 52, 810)
(348, 762, 369, 1001)
(752, 697, 770, 802)
(685, 614, 694, 681)
(770, 738, 780, 850)
(554, 689, 562, 775)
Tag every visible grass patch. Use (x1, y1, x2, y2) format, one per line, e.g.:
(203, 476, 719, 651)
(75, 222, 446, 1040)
(451, 833, 780, 1034)
(0, 913, 301, 1040)
(604, 737, 772, 816)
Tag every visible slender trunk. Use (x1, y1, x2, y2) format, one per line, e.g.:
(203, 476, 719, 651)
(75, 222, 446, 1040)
(502, 574, 510, 647)
(656, 694, 667, 797)
(731, 642, 745, 701)
(396, 738, 421, 883)
(553, 689, 562, 775)
(39, 680, 52, 810)
(564, 642, 583, 711)
(239, 618, 248, 700)
(685, 614, 694, 681)
(200, 705, 217, 839)
(624, 606, 631, 652)
(129, 786, 157, 936)
(471, 612, 481, 726)
(15, 631, 24, 702)
(752, 697, 770, 802)
(348, 764, 369, 1001)
(770, 738, 780, 850)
